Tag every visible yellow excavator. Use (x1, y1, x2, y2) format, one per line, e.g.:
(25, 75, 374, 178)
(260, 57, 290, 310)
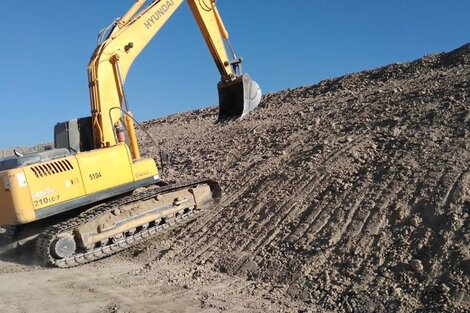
(0, 0, 261, 267)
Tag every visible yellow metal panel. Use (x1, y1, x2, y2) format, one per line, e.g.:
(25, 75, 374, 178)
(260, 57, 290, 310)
(76, 144, 134, 194)
(132, 158, 159, 181)
(23, 156, 85, 212)
(0, 169, 35, 224)
(187, 0, 233, 77)
(0, 145, 157, 225)
(0, 173, 16, 224)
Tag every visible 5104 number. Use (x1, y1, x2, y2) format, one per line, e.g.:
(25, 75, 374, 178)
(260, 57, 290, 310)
(89, 172, 102, 181)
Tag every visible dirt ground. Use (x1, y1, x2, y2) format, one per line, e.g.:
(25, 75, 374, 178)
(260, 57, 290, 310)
(0, 43, 469, 313)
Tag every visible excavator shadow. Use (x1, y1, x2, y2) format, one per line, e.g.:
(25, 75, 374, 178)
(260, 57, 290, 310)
(0, 240, 42, 266)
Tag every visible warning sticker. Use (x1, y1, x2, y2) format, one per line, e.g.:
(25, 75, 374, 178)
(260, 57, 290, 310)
(3, 176, 10, 191)
(16, 173, 27, 188)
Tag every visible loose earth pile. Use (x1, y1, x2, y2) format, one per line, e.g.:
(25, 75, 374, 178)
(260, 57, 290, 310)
(136, 43, 470, 312)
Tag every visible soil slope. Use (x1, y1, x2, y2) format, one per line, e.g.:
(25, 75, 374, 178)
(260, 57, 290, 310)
(136, 43, 470, 312)
(0, 43, 469, 313)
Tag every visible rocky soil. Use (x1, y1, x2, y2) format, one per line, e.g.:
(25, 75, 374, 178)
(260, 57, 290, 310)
(1, 43, 469, 312)
(136, 43, 470, 312)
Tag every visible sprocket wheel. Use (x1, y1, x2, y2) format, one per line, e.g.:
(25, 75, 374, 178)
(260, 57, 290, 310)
(50, 233, 76, 259)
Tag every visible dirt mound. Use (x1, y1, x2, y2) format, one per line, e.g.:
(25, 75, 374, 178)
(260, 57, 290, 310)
(0, 145, 51, 159)
(133, 43, 470, 312)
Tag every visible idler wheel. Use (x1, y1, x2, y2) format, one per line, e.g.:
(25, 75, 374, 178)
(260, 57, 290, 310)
(50, 234, 76, 259)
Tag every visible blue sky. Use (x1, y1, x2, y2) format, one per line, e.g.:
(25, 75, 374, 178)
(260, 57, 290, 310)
(0, 1, 469, 148)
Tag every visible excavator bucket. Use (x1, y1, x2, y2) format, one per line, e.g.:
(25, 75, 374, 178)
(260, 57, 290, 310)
(217, 74, 262, 120)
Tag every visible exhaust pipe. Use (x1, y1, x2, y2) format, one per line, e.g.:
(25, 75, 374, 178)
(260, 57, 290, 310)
(217, 73, 262, 120)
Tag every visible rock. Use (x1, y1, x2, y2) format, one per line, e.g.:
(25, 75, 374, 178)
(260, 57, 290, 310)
(464, 111, 470, 123)
(410, 259, 424, 273)
(351, 150, 361, 160)
(393, 287, 403, 297)
(410, 216, 421, 227)
(441, 283, 450, 293)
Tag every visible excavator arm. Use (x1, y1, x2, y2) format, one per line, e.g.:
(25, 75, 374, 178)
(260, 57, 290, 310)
(88, 0, 261, 151)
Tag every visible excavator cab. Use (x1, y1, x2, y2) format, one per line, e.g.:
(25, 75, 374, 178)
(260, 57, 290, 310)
(218, 73, 261, 120)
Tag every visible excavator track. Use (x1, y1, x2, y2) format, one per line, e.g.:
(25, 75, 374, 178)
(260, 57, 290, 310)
(35, 179, 221, 268)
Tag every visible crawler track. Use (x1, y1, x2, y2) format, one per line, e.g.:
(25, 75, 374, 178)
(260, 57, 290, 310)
(35, 179, 221, 268)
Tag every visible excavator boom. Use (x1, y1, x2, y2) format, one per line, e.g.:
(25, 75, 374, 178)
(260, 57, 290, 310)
(89, 0, 261, 149)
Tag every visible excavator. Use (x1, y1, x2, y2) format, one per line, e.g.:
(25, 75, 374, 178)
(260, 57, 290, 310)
(0, 0, 261, 267)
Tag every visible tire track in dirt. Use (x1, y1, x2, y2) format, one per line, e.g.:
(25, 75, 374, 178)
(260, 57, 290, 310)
(231, 137, 367, 260)
(175, 127, 322, 262)
(132, 43, 470, 312)
(304, 160, 403, 283)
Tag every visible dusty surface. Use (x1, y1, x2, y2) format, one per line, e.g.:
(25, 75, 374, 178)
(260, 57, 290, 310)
(1, 43, 469, 312)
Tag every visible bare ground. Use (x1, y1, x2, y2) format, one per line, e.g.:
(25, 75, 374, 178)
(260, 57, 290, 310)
(1, 43, 469, 313)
